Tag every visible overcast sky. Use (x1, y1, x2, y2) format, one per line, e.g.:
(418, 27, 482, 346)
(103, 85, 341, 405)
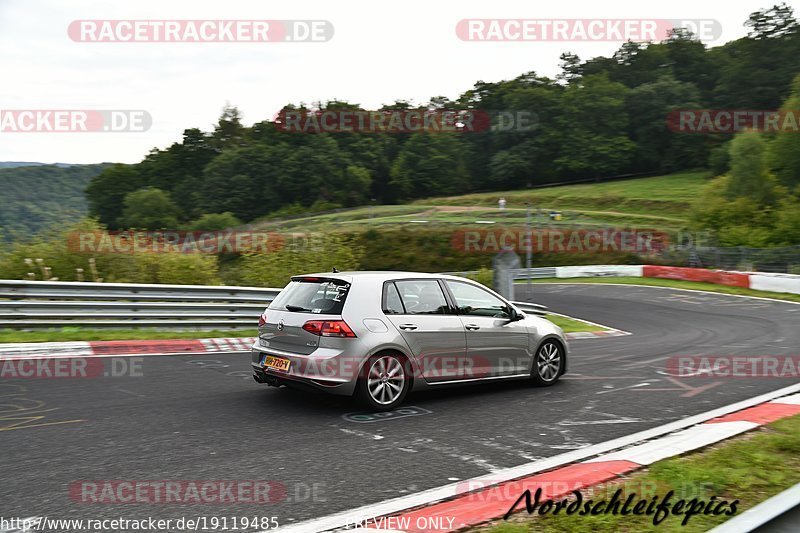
(0, 0, 791, 164)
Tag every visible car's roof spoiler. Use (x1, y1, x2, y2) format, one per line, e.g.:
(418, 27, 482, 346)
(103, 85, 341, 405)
(290, 275, 349, 285)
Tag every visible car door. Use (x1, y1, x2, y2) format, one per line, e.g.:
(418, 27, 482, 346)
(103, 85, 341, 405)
(383, 279, 467, 382)
(444, 280, 532, 378)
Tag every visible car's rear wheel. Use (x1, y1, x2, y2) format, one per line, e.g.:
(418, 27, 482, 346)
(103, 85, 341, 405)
(531, 340, 563, 386)
(356, 353, 410, 411)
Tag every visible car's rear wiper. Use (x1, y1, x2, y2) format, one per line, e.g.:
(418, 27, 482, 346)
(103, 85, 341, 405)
(285, 305, 310, 312)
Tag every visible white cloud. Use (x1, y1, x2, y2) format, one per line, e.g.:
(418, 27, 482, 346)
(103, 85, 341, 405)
(0, 0, 784, 163)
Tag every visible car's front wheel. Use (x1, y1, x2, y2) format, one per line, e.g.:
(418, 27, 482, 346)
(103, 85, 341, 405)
(531, 340, 564, 386)
(356, 353, 410, 411)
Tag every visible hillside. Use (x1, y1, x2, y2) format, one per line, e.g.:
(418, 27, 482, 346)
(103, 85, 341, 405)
(253, 171, 707, 234)
(0, 163, 112, 240)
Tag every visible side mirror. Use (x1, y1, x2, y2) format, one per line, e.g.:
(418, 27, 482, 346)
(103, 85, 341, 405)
(507, 306, 524, 322)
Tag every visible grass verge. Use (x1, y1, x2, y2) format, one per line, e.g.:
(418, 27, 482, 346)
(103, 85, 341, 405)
(0, 328, 256, 343)
(545, 314, 609, 333)
(475, 413, 800, 532)
(523, 277, 800, 304)
(0, 318, 602, 342)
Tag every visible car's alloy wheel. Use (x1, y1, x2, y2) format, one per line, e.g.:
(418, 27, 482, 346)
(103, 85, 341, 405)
(367, 355, 405, 405)
(357, 354, 410, 410)
(532, 341, 562, 386)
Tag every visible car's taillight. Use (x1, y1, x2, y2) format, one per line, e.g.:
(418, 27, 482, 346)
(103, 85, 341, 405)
(258, 313, 267, 327)
(302, 320, 356, 337)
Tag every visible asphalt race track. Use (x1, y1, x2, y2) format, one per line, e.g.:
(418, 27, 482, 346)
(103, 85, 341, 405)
(1, 284, 799, 529)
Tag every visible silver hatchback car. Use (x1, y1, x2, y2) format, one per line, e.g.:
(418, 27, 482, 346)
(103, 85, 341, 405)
(251, 272, 567, 410)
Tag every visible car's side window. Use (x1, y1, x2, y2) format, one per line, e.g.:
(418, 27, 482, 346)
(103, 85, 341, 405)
(394, 280, 449, 315)
(445, 281, 510, 318)
(382, 282, 406, 314)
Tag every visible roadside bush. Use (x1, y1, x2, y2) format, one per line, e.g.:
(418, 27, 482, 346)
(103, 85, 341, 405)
(183, 212, 241, 231)
(708, 142, 730, 177)
(691, 173, 800, 247)
(258, 200, 344, 221)
(465, 268, 493, 288)
(773, 188, 800, 245)
(0, 218, 222, 285)
(356, 228, 492, 272)
(126, 253, 222, 285)
(238, 233, 364, 288)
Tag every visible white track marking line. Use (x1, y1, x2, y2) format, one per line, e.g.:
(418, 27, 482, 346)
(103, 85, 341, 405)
(771, 392, 800, 405)
(595, 382, 651, 394)
(338, 428, 384, 441)
(584, 421, 757, 465)
(270, 383, 800, 533)
(0, 341, 92, 358)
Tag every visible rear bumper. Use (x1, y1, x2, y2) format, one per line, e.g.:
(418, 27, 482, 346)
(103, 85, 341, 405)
(250, 343, 361, 396)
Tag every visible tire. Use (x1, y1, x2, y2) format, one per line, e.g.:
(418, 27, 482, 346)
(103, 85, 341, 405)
(530, 340, 564, 387)
(356, 353, 411, 411)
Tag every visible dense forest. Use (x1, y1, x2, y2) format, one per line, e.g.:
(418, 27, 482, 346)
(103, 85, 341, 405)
(0, 163, 111, 240)
(85, 4, 800, 231)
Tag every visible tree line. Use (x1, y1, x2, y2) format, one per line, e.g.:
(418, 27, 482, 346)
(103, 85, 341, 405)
(86, 4, 800, 232)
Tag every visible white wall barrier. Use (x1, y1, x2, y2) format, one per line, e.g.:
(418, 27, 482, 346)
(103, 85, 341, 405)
(749, 274, 800, 295)
(556, 265, 644, 278)
(544, 265, 800, 296)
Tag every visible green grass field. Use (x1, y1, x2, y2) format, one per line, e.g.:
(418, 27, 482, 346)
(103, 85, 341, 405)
(476, 413, 800, 532)
(0, 328, 257, 343)
(414, 171, 706, 220)
(546, 314, 608, 333)
(252, 171, 707, 233)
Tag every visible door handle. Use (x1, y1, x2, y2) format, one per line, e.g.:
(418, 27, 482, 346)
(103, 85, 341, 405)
(465, 324, 481, 331)
(398, 324, 418, 331)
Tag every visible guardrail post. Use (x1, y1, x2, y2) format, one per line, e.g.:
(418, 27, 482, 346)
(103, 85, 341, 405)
(492, 249, 520, 300)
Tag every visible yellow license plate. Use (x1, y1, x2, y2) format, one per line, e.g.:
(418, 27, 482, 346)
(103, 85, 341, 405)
(264, 356, 291, 372)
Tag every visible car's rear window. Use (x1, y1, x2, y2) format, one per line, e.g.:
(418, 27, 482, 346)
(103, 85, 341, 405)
(269, 278, 351, 315)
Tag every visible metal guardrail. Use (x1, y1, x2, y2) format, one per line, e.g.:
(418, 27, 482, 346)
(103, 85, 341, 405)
(513, 267, 558, 280)
(0, 278, 549, 329)
(0, 280, 278, 301)
(0, 280, 280, 329)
